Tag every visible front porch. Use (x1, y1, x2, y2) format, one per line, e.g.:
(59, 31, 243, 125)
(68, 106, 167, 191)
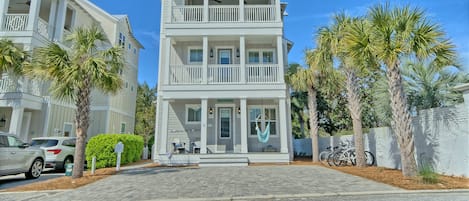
(154, 97, 292, 165)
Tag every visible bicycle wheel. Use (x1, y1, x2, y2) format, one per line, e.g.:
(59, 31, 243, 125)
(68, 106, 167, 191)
(327, 152, 336, 166)
(333, 152, 343, 166)
(365, 151, 375, 166)
(319, 151, 330, 165)
(346, 150, 356, 166)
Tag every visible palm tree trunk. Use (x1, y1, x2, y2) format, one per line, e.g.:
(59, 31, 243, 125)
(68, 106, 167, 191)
(72, 77, 91, 178)
(387, 63, 418, 177)
(345, 70, 366, 167)
(307, 87, 319, 162)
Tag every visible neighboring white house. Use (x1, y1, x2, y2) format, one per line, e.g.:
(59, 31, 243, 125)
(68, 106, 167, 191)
(154, 0, 293, 165)
(0, 0, 142, 142)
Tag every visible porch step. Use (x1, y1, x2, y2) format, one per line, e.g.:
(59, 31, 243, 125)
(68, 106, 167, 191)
(199, 156, 249, 167)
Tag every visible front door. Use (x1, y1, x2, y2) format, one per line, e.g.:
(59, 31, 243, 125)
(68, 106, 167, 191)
(217, 107, 233, 152)
(218, 49, 232, 64)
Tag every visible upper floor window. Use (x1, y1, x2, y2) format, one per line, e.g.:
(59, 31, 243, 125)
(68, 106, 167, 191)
(119, 33, 126, 48)
(247, 50, 275, 64)
(188, 47, 203, 64)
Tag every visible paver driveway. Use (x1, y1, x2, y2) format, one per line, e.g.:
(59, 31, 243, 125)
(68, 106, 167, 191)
(2, 165, 403, 201)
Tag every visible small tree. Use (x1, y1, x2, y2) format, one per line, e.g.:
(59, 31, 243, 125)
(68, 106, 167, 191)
(135, 82, 157, 158)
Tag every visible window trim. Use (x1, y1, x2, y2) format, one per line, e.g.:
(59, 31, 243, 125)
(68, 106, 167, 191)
(63, 122, 74, 137)
(185, 104, 202, 125)
(248, 105, 278, 138)
(187, 46, 203, 64)
(246, 49, 276, 64)
(120, 122, 126, 134)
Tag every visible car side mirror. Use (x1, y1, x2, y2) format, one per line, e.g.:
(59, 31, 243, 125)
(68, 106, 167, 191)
(19, 143, 30, 149)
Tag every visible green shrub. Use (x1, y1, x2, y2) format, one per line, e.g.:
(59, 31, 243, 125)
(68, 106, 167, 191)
(86, 134, 144, 169)
(419, 164, 439, 184)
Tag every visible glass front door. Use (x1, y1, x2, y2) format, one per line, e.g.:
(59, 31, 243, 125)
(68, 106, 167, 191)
(217, 107, 233, 152)
(218, 49, 232, 64)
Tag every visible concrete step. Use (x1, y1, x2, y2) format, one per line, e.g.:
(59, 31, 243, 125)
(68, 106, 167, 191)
(199, 157, 249, 167)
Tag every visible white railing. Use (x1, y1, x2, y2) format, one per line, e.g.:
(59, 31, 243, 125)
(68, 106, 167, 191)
(208, 64, 240, 84)
(245, 5, 276, 22)
(170, 65, 203, 84)
(3, 14, 28, 31)
(209, 6, 239, 22)
(246, 64, 279, 83)
(172, 6, 204, 23)
(0, 76, 43, 96)
(37, 18, 49, 38)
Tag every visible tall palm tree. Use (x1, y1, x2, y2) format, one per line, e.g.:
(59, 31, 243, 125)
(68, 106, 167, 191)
(27, 25, 124, 178)
(316, 14, 377, 167)
(364, 4, 456, 177)
(288, 61, 320, 162)
(0, 39, 27, 75)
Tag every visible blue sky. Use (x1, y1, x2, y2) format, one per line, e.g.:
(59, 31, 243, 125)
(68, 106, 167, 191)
(90, 0, 469, 88)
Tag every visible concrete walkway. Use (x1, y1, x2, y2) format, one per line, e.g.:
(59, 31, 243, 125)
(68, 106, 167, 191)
(1, 165, 404, 201)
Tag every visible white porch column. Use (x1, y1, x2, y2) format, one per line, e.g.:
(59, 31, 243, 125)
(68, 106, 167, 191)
(27, 0, 41, 31)
(53, 0, 67, 41)
(275, 0, 281, 22)
(276, 35, 285, 83)
(0, 0, 9, 31)
(9, 106, 24, 136)
(200, 99, 208, 154)
(240, 36, 246, 83)
(279, 98, 288, 153)
(239, 0, 244, 22)
(202, 36, 208, 84)
(240, 98, 248, 153)
(47, 0, 58, 40)
(153, 96, 162, 160)
(163, 37, 172, 85)
(203, 0, 209, 22)
(159, 100, 169, 154)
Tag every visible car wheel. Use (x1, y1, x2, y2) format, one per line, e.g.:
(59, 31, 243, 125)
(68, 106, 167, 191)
(25, 158, 43, 179)
(63, 156, 73, 170)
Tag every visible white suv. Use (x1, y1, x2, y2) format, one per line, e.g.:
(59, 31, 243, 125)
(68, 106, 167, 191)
(30, 137, 76, 170)
(0, 133, 45, 179)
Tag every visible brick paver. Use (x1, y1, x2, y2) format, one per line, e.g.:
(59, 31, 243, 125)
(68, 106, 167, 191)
(1, 165, 403, 201)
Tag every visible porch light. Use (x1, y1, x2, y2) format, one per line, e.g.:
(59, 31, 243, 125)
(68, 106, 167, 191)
(237, 107, 241, 114)
(0, 115, 6, 127)
(236, 48, 240, 57)
(209, 107, 213, 115)
(210, 48, 214, 58)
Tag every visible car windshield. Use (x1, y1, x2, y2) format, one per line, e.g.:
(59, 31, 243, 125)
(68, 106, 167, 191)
(30, 139, 59, 147)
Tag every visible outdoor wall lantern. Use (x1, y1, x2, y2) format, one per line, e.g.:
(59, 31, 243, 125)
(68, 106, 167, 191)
(236, 48, 240, 57)
(210, 48, 214, 57)
(0, 115, 6, 127)
(208, 107, 213, 115)
(237, 107, 241, 114)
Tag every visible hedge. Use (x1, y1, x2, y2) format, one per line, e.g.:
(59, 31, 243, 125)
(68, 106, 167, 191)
(86, 134, 144, 169)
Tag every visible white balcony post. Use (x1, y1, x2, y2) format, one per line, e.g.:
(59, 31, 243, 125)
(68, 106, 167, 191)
(276, 35, 285, 82)
(9, 105, 24, 136)
(275, 0, 281, 22)
(48, 0, 58, 39)
(0, 0, 9, 31)
(200, 99, 208, 154)
(163, 37, 172, 85)
(152, 96, 162, 161)
(279, 98, 288, 153)
(26, 0, 41, 31)
(53, 0, 67, 41)
(159, 100, 169, 154)
(239, 0, 244, 22)
(203, 0, 209, 22)
(240, 36, 246, 83)
(203, 36, 208, 84)
(240, 98, 248, 153)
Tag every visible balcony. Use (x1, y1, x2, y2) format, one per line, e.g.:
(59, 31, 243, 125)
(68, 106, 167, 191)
(170, 1, 279, 23)
(0, 75, 46, 97)
(169, 64, 280, 85)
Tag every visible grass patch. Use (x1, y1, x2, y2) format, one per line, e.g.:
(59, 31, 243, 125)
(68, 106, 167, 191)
(419, 164, 439, 184)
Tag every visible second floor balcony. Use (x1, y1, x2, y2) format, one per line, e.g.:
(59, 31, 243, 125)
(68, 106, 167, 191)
(168, 0, 284, 24)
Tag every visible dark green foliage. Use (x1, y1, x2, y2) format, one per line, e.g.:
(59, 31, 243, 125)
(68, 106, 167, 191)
(86, 134, 144, 169)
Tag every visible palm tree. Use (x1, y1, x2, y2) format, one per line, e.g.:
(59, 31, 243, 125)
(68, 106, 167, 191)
(27, 25, 124, 178)
(288, 61, 320, 162)
(315, 14, 377, 167)
(364, 4, 456, 177)
(0, 39, 27, 75)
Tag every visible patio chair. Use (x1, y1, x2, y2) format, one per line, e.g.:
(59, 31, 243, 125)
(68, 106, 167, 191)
(172, 138, 186, 154)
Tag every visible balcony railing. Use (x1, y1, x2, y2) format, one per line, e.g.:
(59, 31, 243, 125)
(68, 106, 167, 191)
(2, 14, 29, 31)
(37, 18, 49, 38)
(0, 76, 44, 96)
(171, 5, 277, 23)
(169, 64, 280, 85)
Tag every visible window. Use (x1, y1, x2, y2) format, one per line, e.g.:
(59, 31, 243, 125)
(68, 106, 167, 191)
(30, 139, 59, 147)
(120, 123, 126, 134)
(249, 106, 277, 136)
(128, 43, 131, 50)
(189, 48, 203, 64)
(7, 136, 23, 147)
(62, 139, 76, 147)
(119, 33, 126, 48)
(247, 50, 275, 64)
(133, 48, 137, 54)
(186, 104, 201, 124)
